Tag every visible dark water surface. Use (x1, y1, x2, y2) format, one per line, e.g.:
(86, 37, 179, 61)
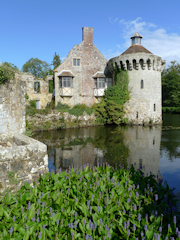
(33, 114, 180, 205)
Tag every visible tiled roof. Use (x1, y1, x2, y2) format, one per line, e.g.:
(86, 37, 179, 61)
(121, 45, 152, 55)
(57, 71, 74, 77)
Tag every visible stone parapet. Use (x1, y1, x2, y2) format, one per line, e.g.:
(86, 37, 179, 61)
(0, 132, 48, 195)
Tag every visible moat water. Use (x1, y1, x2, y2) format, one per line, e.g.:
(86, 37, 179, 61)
(33, 114, 180, 206)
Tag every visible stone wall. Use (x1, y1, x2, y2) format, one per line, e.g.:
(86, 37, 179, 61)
(26, 110, 97, 131)
(0, 132, 48, 194)
(0, 73, 26, 134)
(21, 73, 53, 109)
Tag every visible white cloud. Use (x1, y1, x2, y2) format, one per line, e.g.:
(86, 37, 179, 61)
(107, 17, 180, 66)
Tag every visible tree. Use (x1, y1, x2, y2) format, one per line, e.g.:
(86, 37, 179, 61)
(22, 58, 51, 78)
(52, 52, 61, 69)
(162, 61, 180, 107)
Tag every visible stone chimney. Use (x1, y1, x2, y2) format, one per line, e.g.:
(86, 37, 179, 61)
(82, 27, 93, 44)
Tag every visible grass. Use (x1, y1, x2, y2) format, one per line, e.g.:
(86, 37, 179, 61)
(0, 164, 179, 239)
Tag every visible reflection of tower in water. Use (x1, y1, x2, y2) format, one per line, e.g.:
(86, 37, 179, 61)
(123, 126, 162, 179)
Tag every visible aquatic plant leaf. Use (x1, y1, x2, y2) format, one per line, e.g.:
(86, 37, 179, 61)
(0, 204, 3, 217)
(27, 204, 35, 220)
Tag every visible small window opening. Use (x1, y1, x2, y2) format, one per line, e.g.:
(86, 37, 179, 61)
(154, 104, 156, 111)
(141, 80, 144, 89)
(136, 111, 138, 119)
(153, 137, 155, 145)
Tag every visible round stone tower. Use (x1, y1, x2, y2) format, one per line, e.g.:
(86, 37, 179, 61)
(108, 33, 166, 125)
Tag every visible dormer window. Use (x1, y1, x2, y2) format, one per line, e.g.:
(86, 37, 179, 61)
(57, 71, 74, 97)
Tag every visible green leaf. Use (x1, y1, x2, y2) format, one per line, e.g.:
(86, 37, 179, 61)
(146, 229, 154, 239)
(27, 204, 35, 220)
(3, 209, 10, 219)
(23, 231, 30, 240)
(0, 205, 3, 217)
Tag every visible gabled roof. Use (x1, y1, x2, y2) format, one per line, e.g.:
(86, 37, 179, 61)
(121, 45, 152, 55)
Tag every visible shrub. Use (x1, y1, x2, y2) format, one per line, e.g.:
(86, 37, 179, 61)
(93, 69, 130, 125)
(55, 102, 70, 112)
(162, 107, 180, 114)
(0, 62, 17, 85)
(29, 100, 36, 108)
(0, 165, 179, 239)
(69, 104, 94, 116)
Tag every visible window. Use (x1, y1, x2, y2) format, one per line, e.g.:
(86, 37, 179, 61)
(94, 79, 97, 88)
(73, 58, 80, 66)
(49, 80, 53, 93)
(59, 77, 72, 88)
(34, 82, 40, 93)
(154, 104, 156, 111)
(98, 78, 105, 88)
(106, 78, 113, 87)
(141, 80, 144, 89)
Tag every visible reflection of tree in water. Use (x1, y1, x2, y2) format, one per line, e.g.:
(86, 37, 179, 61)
(92, 126, 129, 167)
(161, 129, 180, 161)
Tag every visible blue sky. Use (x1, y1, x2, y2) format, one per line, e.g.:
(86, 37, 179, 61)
(1, 0, 180, 70)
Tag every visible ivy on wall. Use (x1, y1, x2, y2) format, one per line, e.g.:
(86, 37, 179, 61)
(94, 66, 130, 125)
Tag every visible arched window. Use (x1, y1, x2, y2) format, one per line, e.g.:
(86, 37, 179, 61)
(139, 59, 143, 70)
(141, 80, 144, 89)
(154, 104, 156, 111)
(133, 59, 136, 70)
(126, 60, 130, 70)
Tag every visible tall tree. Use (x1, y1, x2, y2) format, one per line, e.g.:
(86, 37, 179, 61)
(52, 52, 61, 69)
(162, 61, 180, 107)
(22, 58, 51, 78)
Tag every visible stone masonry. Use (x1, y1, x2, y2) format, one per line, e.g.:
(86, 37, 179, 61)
(0, 132, 48, 194)
(21, 73, 53, 109)
(0, 73, 26, 134)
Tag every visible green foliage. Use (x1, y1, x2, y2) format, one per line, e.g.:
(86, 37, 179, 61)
(22, 58, 51, 78)
(43, 121, 52, 130)
(0, 62, 19, 85)
(94, 68, 129, 125)
(0, 165, 179, 239)
(29, 100, 36, 108)
(55, 102, 70, 112)
(52, 52, 61, 69)
(162, 107, 180, 114)
(162, 61, 180, 107)
(69, 104, 94, 116)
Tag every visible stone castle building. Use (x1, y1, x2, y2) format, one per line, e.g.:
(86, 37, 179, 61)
(54, 27, 112, 107)
(108, 33, 165, 124)
(54, 27, 165, 124)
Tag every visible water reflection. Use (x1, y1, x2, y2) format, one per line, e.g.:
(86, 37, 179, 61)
(33, 117, 180, 205)
(34, 125, 161, 180)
